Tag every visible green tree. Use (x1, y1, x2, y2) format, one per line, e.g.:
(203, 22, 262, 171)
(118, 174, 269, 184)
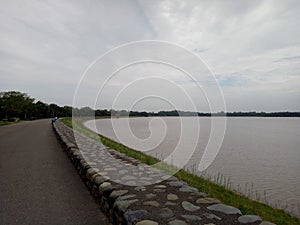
(34, 101, 50, 119)
(48, 103, 61, 118)
(0, 91, 34, 120)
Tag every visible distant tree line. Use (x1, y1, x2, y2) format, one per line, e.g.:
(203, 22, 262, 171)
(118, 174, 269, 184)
(0, 91, 299, 121)
(220, 111, 300, 117)
(0, 91, 73, 121)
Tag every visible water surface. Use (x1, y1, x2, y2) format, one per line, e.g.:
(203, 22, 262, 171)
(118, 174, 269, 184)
(85, 117, 300, 216)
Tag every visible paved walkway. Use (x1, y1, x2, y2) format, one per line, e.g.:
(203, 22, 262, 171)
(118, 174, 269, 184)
(54, 120, 274, 225)
(0, 120, 109, 225)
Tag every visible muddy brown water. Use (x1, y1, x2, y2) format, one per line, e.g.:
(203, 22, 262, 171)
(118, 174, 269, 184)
(85, 117, 300, 217)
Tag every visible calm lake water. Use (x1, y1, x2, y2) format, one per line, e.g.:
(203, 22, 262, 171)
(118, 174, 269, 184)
(84, 117, 300, 216)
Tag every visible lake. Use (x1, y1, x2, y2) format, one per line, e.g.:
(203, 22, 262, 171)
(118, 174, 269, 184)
(84, 117, 300, 217)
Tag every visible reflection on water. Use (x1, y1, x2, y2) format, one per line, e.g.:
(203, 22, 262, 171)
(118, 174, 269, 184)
(85, 117, 300, 217)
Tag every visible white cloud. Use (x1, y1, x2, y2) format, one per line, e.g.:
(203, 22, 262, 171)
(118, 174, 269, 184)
(0, 0, 299, 111)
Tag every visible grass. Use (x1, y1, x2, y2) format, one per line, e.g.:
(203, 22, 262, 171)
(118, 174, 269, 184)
(62, 117, 300, 225)
(0, 121, 19, 126)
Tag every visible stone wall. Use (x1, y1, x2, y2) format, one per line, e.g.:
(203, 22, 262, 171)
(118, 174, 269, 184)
(52, 120, 275, 225)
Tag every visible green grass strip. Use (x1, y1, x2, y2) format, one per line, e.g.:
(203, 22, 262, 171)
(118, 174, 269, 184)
(0, 121, 19, 126)
(62, 117, 300, 225)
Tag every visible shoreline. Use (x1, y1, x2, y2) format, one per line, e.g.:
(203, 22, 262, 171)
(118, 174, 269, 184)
(61, 117, 300, 224)
(85, 116, 300, 218)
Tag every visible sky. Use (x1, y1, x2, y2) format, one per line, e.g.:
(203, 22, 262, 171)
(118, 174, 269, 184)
(0, 0, 300, 112)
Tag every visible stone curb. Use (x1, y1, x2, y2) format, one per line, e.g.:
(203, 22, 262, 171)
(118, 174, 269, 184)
(52, 120, 276, 225)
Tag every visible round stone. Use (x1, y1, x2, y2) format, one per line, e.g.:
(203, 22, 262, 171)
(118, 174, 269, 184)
(203, 213, 221, 220)
(136, 220, 158, 225)
(124, 210, 148, 225)
(125, 180, 137, 186)
(181, 215, 202, 221)
(118, 194, 137, 201)
(139, 181, 152, 186)
(207, 204, 241, 215)
(141, 177, 152, 181)
(114, 199, 138, 213)
(119, 170, 128, 174)
(146, 193, 156, 199)
(182, 201, 200, 211)
(99, 182, 114, 193)
(98, 172, 108, 176)
(168, 219, 187, 225)
(191, 191, 207, 197)
(196, 198, 221, 204)
(104, 167, 117, 171)
(94, 176, 109, 185)
(260, 222, 277, 225)
(165, 201, 176, 206)
(143, 201, 160, 207)
(179, 185, 198, 193)
(134, 186, 146, 191)
(90, 173, 100, 182)
(158, 208, 174, 219)
(138, 166, 145, 171)
(168, 181, 186, 187)
(167, 194, 179, 201)
(238, 215, 262, 223)
(66, 143, 77, 149)
(122, 175, 136, 180)
(109, 190, 129, 199)
(86, 168, 97, 178)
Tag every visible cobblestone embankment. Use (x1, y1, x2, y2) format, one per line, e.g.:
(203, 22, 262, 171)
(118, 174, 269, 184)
(53, 120, 276, 225)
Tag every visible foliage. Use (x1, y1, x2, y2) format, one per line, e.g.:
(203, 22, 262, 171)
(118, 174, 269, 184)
(0, 91, 71, 121)
(0, 121, 17, 126)
(0, 91, 34, 120)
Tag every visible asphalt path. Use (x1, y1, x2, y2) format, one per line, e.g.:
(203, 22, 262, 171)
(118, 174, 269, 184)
(0, 119, 109, 225)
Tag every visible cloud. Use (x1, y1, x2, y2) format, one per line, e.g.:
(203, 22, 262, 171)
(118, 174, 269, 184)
(0, 0, 299, 111)
(274, 55, 300, 62)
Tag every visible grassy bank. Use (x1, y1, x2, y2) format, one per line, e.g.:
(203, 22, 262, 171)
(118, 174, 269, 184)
(62, 117, 300, 225)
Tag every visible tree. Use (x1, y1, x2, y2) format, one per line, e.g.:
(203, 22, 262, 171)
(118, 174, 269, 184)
(62, 106, 72, 117)
(34, 101, 50, 119)
(0, 91, 34, 120)
(48, 103, 62, 118)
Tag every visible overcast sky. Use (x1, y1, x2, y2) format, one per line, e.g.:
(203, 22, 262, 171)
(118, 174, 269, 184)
(1, 0, 300, 112)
